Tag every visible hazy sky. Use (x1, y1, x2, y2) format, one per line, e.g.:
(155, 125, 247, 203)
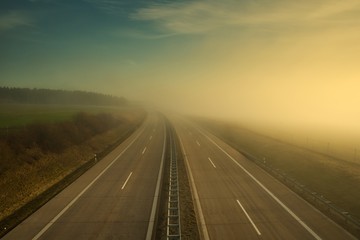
(1, 0, 360, 131)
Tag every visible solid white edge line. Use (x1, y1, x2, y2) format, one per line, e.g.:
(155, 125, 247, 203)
(32, 126, 145, 240)
(145, 123, 166, 240)
(121, 172, 133, 190)
(199, 128, 323, 240)
(236, 200, 262, 236)
(207, 157, 216, 168)
(178, 134, 210, 240)
(142, 147, 147, 155)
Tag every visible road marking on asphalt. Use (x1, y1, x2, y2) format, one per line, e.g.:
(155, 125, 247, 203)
(236, 199, 261, 236)
(142, 147, 147, 155)
(196, 140, 201, 146)
(179, 135, 210, 240)
(199, 128, 323, 240)
(32, 126, 145, 240)
(149, 135, 153, 140)
(145, 124, 166, 240)
(208, 157, 216, 168)
(121, 172, 133, 190)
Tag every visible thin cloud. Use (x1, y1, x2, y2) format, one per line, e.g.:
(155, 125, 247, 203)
(29, 0, 59, 2)
(132, 1, 233, 34)
(306, 0, 360, 20)
(84, 0, 127, 14)
(113, 28, 179, 39)
(132, 0, 360, 35)
(124, 59, 138, 67)
(0, 11, 33, 32)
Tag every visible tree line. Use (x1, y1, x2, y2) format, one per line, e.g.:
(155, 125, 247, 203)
(0, 87, 126, 106)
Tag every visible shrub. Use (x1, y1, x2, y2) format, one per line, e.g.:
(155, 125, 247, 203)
(3, 112, 121, 159)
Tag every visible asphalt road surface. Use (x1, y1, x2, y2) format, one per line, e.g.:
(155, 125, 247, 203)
(172, 117, 357, 240)
(3, 114, 166, 240)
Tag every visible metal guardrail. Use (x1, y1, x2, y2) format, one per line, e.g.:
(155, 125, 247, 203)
(167, 131, 181, 240)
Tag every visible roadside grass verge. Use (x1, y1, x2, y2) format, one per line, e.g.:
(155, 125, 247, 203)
(194, 118, 360, 221)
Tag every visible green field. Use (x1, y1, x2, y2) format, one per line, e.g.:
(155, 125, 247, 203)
(0, 104, 131, 128)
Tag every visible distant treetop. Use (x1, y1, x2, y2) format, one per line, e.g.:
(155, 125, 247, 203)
(0, 87, 126, 106)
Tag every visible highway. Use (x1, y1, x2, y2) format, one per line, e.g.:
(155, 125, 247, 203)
(172, 118, 357, 240)
(3, 113, 358, 240)
(3, 114, 166, 240)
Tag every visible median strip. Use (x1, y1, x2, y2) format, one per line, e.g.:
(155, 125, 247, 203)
(145, 123, 166, 240)
(179, 136, 210, 240)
